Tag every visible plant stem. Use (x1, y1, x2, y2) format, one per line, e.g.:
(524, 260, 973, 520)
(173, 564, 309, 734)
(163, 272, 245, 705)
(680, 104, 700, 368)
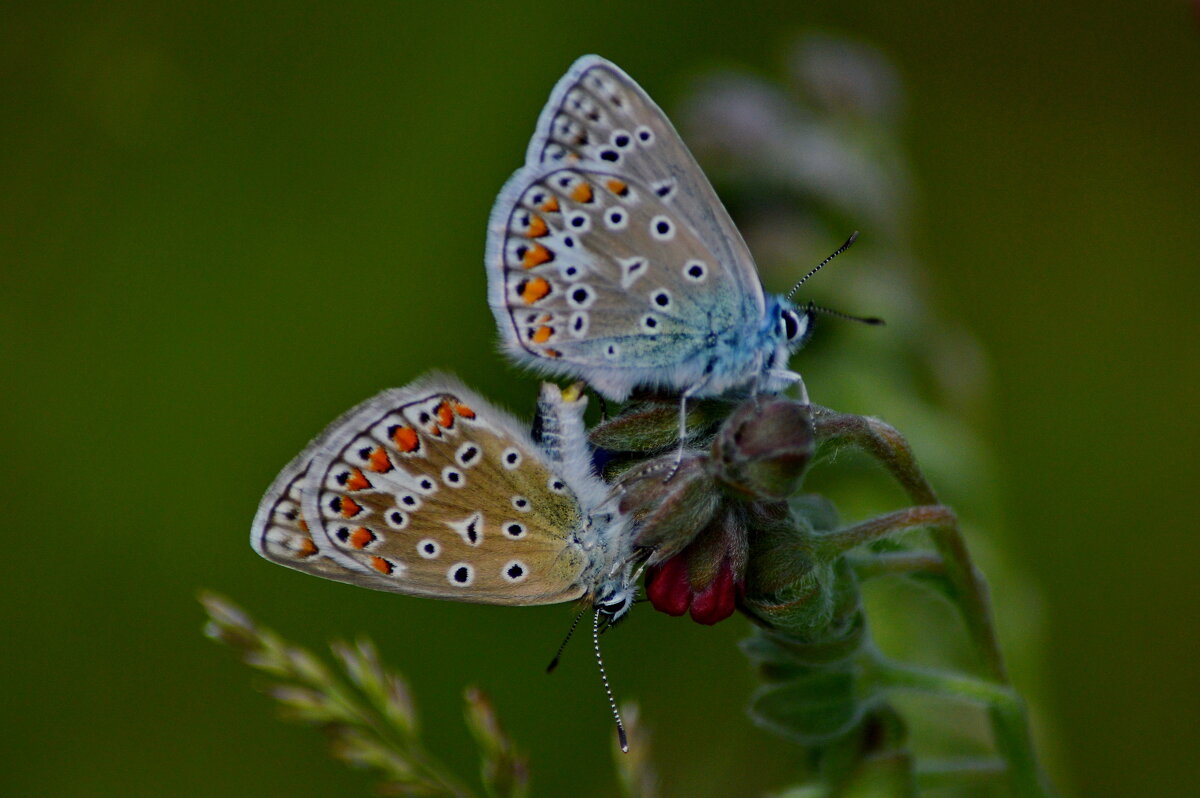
(869, 655, 1054, 797)
(815, 505, 955, 561)
(915, 757, 1007, 789)
(850, 550, 945, 580)
(812, 408, 1055, 794)
(811, 408, 1005, 680)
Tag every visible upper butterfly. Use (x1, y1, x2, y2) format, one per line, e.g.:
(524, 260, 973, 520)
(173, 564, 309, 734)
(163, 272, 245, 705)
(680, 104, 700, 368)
(251, 375, 637, 622)
(486, 55, 812, 407)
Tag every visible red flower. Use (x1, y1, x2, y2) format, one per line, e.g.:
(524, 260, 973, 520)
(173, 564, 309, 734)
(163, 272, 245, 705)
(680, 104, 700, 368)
(644, 508, 747, 625)
(647, 554, 740, 625)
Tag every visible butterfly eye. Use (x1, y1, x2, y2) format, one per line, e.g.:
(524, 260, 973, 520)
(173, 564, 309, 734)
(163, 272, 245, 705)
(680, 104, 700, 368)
(780, 309, 805, 341)
(596, 585, 634, 620)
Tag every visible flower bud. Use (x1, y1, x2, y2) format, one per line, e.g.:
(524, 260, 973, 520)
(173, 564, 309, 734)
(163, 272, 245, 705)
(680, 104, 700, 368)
(618, 454, 720, 564)
(712, 398, 815, 500)
(739, 501, 845, 635)
(644, 508, 747, 625)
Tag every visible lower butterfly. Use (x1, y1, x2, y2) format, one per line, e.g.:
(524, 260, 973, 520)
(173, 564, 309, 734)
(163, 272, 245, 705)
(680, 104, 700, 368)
(253, 374, 636, 615)
(251, 375, 638, 747)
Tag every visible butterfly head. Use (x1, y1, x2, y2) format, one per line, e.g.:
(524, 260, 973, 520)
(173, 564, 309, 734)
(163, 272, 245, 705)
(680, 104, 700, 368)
(594, 577, 636, 623)
(763, 295, 814, 365)
(779, 303, 812, 349)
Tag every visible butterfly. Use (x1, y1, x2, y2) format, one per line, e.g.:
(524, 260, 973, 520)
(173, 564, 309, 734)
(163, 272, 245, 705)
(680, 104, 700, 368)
(251, 375, 637, 621)
(486, 55, 817, 432)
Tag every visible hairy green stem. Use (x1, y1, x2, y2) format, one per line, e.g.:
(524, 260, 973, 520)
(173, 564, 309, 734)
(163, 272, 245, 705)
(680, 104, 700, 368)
(869, 655, 1054, 797)
(816, 505, 955, 561)
(812, 409, 1054, 794)
(915, 757, 1007, 789)
(849, 550, 946, 580)
(811, 408, 1006, 681)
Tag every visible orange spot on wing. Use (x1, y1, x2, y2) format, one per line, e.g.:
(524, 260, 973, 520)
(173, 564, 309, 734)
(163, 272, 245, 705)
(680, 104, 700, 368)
(606, 179, 628, 196)
(296, 537, 318, 558)
(532, 325, 554, 343)
(367, 447, 393, 473)
(525, 215, 548, 238)
(521, 277, 551, 304)
(571, 182, 593, 203)
(344, 468, 371, 491)
(370, 556, 394, 575)
(340, 497, 362, 518)
(454, 403, 475, 419)
(541, 197, 559, 212)
(522, 243, 553, 269)
(350, 527, 376, 549)
(297, 519, 309, 532)
(437, 400, 455, 428)
(392, 426, 419, 453)
(544, 348, 562, 358)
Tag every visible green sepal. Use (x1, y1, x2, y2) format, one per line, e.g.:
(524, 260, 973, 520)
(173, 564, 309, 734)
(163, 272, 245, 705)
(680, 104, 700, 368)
(589, 396, 734, 453)
(747, 662, 877, 745)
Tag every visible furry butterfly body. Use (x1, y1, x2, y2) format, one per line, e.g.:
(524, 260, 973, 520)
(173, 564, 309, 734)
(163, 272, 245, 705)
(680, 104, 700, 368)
(486, 55, 812, 404)
(252, 376, 636, 618)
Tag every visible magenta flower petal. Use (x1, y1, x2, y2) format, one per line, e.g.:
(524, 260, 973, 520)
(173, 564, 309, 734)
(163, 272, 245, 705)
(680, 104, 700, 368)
(646, 556, 692, 616)
(689, 559, 736, 625)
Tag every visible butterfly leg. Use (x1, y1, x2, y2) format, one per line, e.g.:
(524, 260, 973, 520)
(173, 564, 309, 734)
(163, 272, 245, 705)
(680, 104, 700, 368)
(768, 369, 810, 404)
(663, 380, 705, 483)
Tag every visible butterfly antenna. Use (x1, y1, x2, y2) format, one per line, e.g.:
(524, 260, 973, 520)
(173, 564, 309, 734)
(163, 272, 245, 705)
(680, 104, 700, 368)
(594, 608, 629, 753)
(806, 302, 885, 326)
(786, 231, 860, 300)
(546, 608, 586, 673)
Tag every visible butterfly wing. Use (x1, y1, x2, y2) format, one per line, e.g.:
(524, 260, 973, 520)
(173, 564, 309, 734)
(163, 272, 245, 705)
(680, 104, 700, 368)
(251, 452, 399, 589)
(284, 376, 593, 605)
(526, 55, 765, 317)
(492, 165, 744, 364)
(487, 56, 766, 399)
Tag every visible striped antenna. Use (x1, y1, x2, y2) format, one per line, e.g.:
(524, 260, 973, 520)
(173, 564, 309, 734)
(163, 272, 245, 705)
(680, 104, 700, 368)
(787, 231, 860, 300)
(594, 609, 628, 752)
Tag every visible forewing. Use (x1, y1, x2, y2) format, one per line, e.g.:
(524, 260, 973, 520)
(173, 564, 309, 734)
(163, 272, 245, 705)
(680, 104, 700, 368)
(299, 378, 590, 605)
(525, 55, 765, 315)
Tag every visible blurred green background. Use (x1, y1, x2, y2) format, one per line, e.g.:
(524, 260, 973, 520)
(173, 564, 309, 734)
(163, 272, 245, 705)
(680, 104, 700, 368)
(3, 1, 1197, 796)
